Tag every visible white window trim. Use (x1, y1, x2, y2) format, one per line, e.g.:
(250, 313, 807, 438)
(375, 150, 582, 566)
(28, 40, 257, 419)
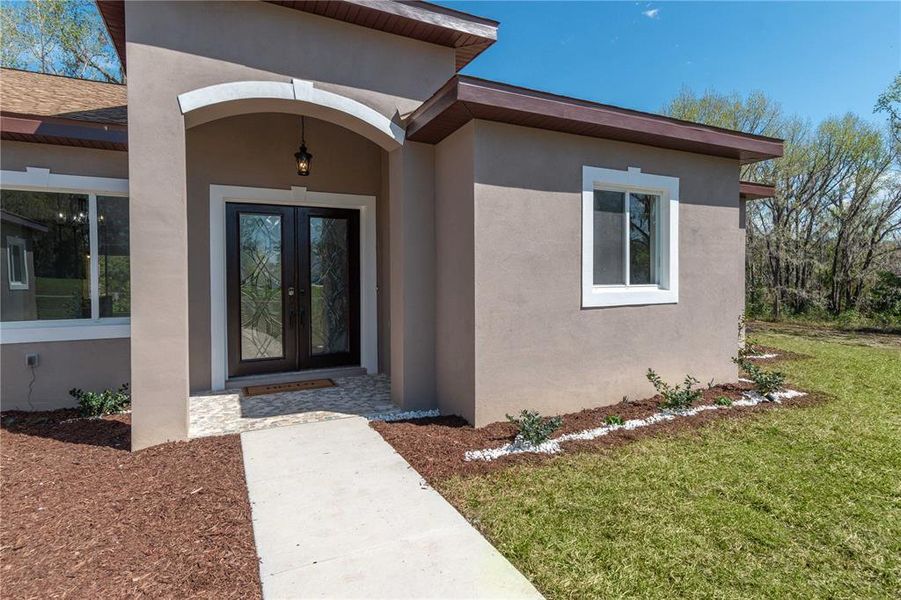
(0, 167, 130, 344)
(582, 166, 679, 308)
(209, 184, 378, 391)
(6, 235, 29, 290)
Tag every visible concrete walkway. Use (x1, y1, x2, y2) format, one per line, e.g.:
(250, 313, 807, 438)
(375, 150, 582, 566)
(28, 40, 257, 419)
(241, 416, 543, 599)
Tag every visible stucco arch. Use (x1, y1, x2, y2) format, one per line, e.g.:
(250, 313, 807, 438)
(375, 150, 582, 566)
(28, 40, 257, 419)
(177, 79, 405, 150)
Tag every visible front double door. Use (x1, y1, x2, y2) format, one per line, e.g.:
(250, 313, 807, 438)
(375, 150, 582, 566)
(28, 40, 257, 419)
(226, 203, 360, 378)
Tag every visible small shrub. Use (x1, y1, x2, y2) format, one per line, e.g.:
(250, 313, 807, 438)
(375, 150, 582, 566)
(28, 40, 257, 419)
(736, 312, 760, 358)
(646, 369, 703, 411)
(604, 415, 624, 426)
(715, 396, 733, 407)
(70, 384, 130, 417)
(733, 356, 785, 399)
(506, 410, 563, 446)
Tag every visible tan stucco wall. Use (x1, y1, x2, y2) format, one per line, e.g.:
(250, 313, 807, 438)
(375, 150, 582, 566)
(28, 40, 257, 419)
(0, 141, 131, 411)
(466, 121, 744, 425)
(388, 141, 437, 410)
(185, 113, 385, 391)
(124, 0, 455, 448)
(126, 1, 455, 117)
(1, 140, 128, 178)
(1, 339, 130, 411)
(434, 123, 476, 421)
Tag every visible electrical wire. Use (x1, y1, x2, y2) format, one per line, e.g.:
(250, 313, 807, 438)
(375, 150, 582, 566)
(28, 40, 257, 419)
(26, 364, 36, 410)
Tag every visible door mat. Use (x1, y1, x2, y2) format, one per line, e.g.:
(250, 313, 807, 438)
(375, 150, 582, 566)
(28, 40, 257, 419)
(242, 379, 336, 397)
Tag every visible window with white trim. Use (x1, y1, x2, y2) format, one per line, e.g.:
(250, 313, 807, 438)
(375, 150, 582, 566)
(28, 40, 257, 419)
(6, 235, 29, 290)
(0, 167, 130, 342)
(582, 166, 679, 307)
(1, 189, 129, 322)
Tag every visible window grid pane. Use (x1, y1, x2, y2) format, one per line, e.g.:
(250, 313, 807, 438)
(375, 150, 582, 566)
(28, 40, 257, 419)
(97, 196, 130, 317)
(1, 190, 90, 322)
(629, 193, 659, 285)
(592, 190, 626, 285)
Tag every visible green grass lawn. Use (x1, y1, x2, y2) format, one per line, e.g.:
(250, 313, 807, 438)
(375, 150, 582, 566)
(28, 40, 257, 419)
(442, 331, 901, 599)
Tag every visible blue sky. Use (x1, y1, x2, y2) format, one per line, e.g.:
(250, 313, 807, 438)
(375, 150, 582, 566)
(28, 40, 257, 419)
(436, 1, 900, 125)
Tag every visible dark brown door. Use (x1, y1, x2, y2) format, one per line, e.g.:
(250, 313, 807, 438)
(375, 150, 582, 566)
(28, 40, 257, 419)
(226, 203, 360, 378)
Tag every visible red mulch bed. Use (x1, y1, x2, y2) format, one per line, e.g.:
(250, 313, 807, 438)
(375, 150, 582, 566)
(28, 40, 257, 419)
(371, 382, 820, 484)
(0, 410, 260, 600)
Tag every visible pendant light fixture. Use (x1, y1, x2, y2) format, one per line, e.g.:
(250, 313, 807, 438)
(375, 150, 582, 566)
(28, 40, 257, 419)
(294, 116, 313, 176)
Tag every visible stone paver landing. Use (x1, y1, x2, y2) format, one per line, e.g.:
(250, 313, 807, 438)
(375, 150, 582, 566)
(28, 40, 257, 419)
(190, 374, 400, 438)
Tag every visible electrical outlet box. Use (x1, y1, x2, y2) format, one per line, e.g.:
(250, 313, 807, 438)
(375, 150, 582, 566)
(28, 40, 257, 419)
(25, 353, 39, 368)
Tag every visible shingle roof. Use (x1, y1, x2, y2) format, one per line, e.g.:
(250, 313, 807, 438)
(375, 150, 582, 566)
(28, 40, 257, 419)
(0, 68, 127, 125)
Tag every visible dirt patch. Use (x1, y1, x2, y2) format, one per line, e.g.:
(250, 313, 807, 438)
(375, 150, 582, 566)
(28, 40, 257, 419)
(0, 411, 260, 600)
(371, 384, 820, 483)
(746, 345, 810, 363)
(748, 320, 901, 349)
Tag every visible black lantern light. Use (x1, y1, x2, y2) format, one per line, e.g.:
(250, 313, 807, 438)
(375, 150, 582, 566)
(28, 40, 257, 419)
(294, 116, 313, 176)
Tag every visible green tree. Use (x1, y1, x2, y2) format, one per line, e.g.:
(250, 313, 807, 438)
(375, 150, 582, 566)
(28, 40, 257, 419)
(1, 0, 121, 82)
(874, 72, 901, 147)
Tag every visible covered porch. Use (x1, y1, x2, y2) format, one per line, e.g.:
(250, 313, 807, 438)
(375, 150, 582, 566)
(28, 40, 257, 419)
(128, 76, 440, 449)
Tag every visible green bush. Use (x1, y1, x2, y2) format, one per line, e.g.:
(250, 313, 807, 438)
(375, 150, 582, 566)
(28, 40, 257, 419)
(506, 410, 563, 446)
(715, 396, 733, 407)
(604, 415, 625, 426)
(646, 369, 703, 411)
(733, 357, 785, 399)
(70, 384, 130, 417)
(866, 271, 901, 318)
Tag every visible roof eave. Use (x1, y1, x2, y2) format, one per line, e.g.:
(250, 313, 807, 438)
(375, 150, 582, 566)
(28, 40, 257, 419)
(407, 76, 784, 164)
(739, 181, 777, 200)
(1, 113, 128, 151)
(96, 1, 126, 72)
(96, 0, 499, 74)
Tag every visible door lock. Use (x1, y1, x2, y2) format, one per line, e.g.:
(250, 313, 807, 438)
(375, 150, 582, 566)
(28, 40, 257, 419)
(288, 287, 295, 297)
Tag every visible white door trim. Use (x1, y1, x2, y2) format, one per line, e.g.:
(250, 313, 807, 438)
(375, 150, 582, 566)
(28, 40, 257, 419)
(209, 184, 378, 391)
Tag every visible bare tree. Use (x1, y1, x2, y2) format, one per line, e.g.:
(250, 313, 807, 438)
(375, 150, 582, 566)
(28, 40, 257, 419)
(665, 87, 901, 324)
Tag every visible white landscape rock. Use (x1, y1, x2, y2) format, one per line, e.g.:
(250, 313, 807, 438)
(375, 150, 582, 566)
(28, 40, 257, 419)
(368, 408, 441, 422)
(746, 353, 779, 359)
(465, 388, 806, 462)
(464, 437, 563, 462)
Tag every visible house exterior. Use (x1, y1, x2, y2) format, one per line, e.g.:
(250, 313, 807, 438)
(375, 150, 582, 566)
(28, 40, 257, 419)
(0, 0, 781, 450)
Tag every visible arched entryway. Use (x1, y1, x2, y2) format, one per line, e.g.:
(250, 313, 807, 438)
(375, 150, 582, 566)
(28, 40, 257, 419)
(178, 78, 405, 150)
(176, 80, 396, 392)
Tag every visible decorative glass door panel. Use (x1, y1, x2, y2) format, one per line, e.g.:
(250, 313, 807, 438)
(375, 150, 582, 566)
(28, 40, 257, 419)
(239, 213, 285, 360)
(301, 208, 359, 369)
(310, 217, 349, 355)
(226, 203, 359, 378)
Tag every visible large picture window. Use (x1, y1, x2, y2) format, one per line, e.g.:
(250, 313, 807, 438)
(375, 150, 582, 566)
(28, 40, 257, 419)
(582, 166, 678, 307)
(0, 168, 129, 342)
(1, 191, 91, 321)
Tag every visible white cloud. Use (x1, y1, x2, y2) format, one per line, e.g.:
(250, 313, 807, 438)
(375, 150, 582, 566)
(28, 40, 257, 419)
(642, 8, 660, 19)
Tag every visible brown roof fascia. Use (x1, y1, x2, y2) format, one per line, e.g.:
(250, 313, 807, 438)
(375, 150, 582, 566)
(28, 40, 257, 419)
(97, 1, 498, 73)
(406, 76, 784, 164)
(739, 181, 777, 200)
(1, 113, 128, 151)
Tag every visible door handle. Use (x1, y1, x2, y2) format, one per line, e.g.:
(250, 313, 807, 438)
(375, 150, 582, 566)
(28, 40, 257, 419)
(287, 287, 296, 326)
